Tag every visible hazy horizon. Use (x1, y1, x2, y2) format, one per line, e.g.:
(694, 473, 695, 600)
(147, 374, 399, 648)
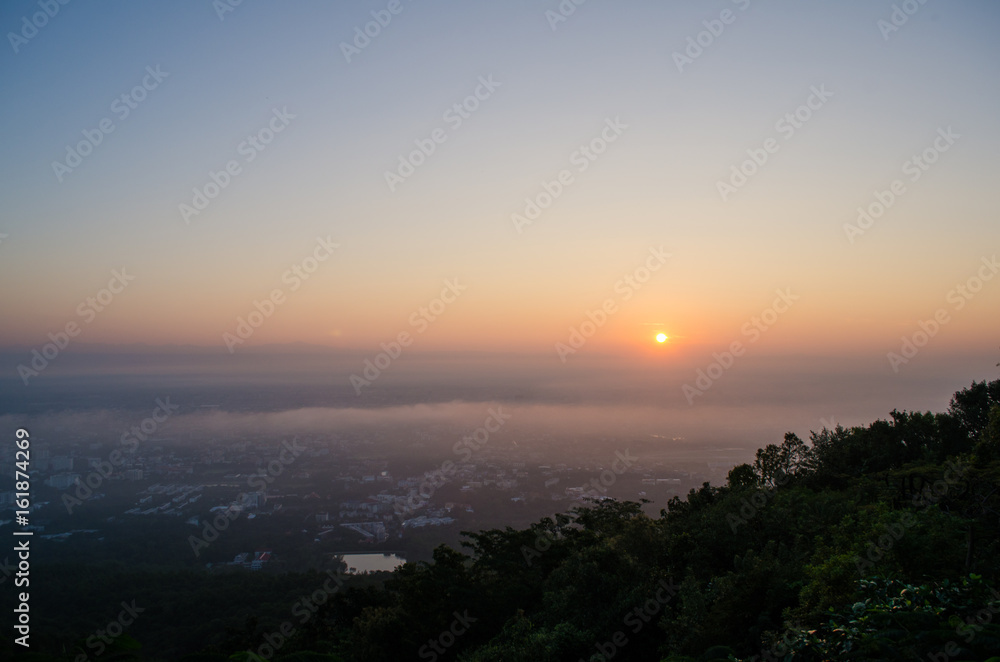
(2, 343, 994, 464)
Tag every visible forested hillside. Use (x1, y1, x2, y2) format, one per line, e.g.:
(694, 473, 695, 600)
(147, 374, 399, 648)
(6, 379, 1000, 662)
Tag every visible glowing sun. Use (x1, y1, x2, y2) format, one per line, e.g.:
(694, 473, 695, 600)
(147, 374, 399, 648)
(656, 333, 668, 343)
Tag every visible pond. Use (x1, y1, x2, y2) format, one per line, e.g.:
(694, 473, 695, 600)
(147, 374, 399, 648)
(337, 552, 407, 574)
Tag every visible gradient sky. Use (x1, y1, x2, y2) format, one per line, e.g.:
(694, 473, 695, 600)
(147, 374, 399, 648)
(1, 0, 998, 370)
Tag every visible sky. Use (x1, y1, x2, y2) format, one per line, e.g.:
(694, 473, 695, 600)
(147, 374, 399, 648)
(1, 0, 998, 421)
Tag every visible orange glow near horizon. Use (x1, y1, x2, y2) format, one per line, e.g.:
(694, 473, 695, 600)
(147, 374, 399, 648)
(1, 2, 999, 375)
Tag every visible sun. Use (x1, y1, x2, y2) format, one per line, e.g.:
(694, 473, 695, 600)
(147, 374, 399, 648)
(655, 333, 668, 343)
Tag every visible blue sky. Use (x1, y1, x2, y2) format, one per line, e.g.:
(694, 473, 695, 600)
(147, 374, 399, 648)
(1, 0, 998, 362)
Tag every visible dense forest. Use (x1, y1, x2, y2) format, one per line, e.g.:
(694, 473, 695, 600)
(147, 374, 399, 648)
(6, 378, 1000, 661)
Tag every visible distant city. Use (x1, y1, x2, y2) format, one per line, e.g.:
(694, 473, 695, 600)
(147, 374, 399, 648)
(1, 423, 729, 569)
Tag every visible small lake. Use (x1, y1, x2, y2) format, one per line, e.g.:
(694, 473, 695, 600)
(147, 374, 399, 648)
(337, 552, 407, 574)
